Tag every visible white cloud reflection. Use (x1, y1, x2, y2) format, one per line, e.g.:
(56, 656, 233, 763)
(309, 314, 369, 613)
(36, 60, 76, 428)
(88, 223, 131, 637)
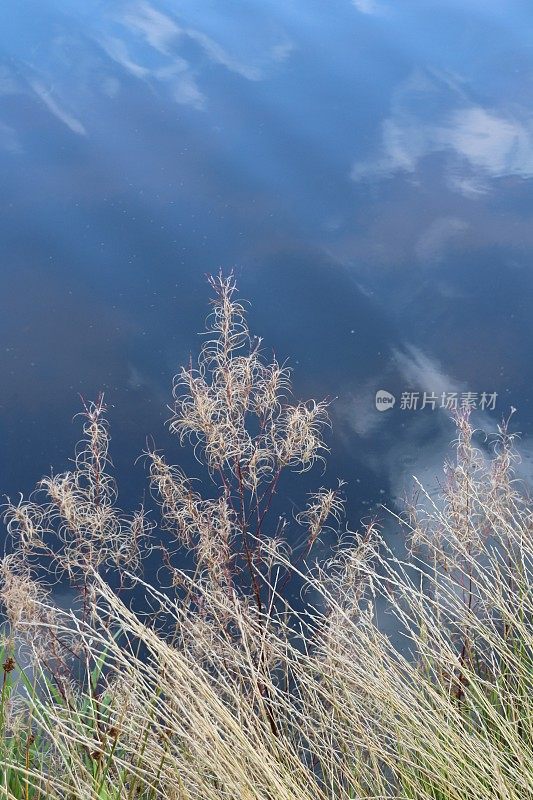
(101, 1, 294, 110)
(352, 0, 382, 15)
(122, 2, 181, 54)
(352, 70, 533, 192)
(414, 217, 468, 265)
(335, 345, 459, 442)
(101, 33, 206, 110)
(0, 65, 87, 141)
(0, 1, 294, 133)
(31, 81, 87, 136)
(392, 345, 455, 396)
(0, 121, 21, 153)
(0, 66, 19, 96)
(101, 36, 150, 79)
(335, 341, 516, 522)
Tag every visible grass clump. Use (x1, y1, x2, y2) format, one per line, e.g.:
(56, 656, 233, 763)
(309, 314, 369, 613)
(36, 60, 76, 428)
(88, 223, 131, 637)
(0, 274, 532, 799)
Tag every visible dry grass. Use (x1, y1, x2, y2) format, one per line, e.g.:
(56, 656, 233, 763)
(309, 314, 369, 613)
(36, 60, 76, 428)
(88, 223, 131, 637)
(0, 274, 532, 799)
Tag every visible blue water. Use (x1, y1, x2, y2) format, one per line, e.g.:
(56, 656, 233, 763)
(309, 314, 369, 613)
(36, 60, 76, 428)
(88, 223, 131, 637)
(1, 0, 533, 548)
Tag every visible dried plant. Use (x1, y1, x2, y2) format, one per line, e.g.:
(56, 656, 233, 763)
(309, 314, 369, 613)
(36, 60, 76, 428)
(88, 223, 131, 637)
(144, 272, 338, 612)
(0, 277, 532, 799)
(4, 395, 153, 586)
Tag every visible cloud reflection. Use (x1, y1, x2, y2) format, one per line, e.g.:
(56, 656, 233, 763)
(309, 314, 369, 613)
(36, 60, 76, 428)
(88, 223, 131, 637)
(352, 69, 533, 192)
(414, 217, 468, 265)
(0, 122, 21, 153)
(31, 81, 87, 136)
(102, 1, 294, 109)
(121, 2, 181, 54)
(352, 0, 382, 15)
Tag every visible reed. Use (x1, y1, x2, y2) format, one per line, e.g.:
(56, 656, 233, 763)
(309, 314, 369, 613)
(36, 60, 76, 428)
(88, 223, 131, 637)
(1, 275, 531, 799)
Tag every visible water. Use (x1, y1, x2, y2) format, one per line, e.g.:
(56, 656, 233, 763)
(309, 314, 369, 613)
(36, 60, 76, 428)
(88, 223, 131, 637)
(1, 0, 533, 554)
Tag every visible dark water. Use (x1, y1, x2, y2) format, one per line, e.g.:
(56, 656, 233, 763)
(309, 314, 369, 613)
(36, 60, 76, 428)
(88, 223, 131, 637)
(2, 0, 533, 555)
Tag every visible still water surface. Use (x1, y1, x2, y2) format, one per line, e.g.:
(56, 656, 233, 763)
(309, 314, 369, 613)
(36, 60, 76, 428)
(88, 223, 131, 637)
(1, 1, 533, 554)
